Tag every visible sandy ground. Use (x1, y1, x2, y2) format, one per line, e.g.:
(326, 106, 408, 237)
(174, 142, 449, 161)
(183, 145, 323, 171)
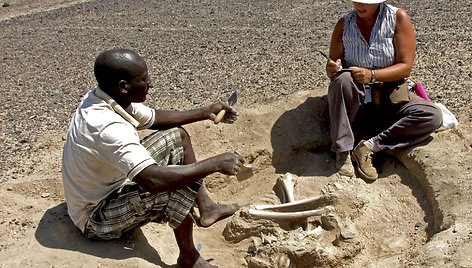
(1, 0, 472, 267)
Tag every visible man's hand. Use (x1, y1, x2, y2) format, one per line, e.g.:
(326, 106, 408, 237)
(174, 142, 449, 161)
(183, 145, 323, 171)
(208, 102, 238, 124)
(215, 152, 245, 175)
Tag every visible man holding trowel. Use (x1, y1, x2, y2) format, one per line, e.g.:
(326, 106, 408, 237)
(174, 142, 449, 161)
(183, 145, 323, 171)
(62, 48, 243, 268)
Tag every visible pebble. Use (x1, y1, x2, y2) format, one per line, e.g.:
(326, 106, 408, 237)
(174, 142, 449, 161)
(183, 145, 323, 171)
(340, 228, 356, 239)
(415, 222, 423, 230)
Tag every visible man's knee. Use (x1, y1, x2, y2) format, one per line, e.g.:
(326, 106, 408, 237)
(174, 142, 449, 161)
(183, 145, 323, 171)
(177, 127, 191, 145)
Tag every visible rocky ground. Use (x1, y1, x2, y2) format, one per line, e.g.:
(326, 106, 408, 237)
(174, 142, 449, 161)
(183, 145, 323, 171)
(0, 0, 471, 267)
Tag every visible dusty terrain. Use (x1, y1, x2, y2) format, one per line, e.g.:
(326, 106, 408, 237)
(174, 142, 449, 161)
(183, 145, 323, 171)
(1, 0, 472, 267)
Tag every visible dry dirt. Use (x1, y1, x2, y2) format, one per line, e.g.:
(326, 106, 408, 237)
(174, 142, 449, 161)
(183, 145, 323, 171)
(1, 0, 472, 267)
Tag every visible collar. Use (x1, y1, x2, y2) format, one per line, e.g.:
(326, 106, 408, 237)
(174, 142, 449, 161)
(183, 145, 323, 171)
(94, 87, 140, 128)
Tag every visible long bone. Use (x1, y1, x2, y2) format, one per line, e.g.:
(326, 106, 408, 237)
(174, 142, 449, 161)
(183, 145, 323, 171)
(249, 173, 332, 220)
(254, 195, 327, 211)
(248, 206, 332, 220)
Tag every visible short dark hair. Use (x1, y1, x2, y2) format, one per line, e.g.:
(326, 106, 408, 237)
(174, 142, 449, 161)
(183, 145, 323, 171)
(93, 48, 143, 89)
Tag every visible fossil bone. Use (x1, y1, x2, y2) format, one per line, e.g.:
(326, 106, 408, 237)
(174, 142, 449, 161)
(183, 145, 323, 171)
(248, 173, 333, 221)
(276, 172, 296, 203)
(248, 206, 332, 220)
(254, 195, 326, 211)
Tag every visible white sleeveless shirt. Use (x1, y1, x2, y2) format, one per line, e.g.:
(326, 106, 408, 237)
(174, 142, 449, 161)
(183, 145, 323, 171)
(343, 3, 398, 69)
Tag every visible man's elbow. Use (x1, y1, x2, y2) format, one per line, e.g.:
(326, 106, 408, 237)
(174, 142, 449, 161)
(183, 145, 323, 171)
(133, 167, 169, 192)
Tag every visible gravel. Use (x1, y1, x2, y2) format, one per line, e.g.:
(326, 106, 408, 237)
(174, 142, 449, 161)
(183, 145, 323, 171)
(1, 0, 471, 176)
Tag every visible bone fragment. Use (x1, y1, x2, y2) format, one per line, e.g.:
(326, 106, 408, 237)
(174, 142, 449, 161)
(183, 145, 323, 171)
(276, 172, 296, 203)
(236, 164, 254, 181)
(306, 225, 324, 238)
(277, 254, 290, 268)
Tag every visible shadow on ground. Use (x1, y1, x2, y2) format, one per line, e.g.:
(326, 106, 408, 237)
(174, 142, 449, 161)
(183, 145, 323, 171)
(35, 202, 174, 267)
(270, 95, 332, 176)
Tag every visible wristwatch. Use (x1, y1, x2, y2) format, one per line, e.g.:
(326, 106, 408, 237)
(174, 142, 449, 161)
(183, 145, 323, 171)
(370, 70, 377, 83)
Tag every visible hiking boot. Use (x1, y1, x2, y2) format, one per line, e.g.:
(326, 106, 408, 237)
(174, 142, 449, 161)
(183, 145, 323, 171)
(335, 151, 355, 177)
(352, 141, 378, 182)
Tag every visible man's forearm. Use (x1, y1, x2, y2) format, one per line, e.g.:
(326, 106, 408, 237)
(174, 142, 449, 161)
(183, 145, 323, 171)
(151, 108, 209, 129)
(133, 157, 219, 192)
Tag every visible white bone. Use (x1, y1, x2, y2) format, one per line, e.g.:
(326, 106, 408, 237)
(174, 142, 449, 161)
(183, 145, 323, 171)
(254, 196, 325, 211)
(248, 206, 332, 220)
(277, 172, 296, 203)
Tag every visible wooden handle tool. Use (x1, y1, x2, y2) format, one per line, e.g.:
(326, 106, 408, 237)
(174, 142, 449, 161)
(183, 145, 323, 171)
(213, 90, 238, 124)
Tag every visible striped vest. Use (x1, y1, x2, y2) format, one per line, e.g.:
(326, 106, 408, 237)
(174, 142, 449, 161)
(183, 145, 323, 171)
(343, 3, 397, 69)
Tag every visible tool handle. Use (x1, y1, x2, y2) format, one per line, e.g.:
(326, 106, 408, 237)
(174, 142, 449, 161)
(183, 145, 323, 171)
(214, 109, 226, 124)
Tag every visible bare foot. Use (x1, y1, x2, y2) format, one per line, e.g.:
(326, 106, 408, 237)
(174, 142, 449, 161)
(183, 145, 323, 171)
(198, 203, 240, 227)
(177, 255, 218, 268)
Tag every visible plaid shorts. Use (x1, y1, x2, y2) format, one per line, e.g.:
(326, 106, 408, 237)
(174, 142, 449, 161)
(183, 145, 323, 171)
(84, 128, 202, 240)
